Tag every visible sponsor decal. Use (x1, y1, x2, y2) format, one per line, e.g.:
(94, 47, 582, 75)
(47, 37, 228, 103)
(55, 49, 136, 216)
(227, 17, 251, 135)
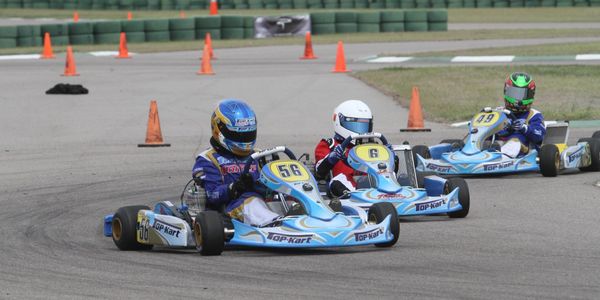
(376, 193, 405, 200)
(234, 117, 256, 127)
(415, 199, 446, 211)
(483, 161, 514, 171)
(153, 220, 181, 238)
(567, 148, 583, 163)
(355, 227, 384, 242)
(426, 163, 452, 173)
(266, 232, 312, 244)
(221, 163, 257, 174)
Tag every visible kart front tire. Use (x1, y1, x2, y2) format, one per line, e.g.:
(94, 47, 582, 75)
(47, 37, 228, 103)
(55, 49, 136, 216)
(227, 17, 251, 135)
(368, 202, 399, 248)
(577, 138, 600, 172)
(445, 177, 470, 218)
(194, 211, 225, 256)
(412, 145, 431, 165)
(112, 205, 153, 251)
(592, 130, 600, 139)
(539, 144, 560, 177)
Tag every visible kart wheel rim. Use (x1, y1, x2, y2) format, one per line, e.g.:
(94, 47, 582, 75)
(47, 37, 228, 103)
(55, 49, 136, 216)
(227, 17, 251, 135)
(112, 218, 122, 241)
(554, 151, 560, 171)
(193, 222, 203, 250)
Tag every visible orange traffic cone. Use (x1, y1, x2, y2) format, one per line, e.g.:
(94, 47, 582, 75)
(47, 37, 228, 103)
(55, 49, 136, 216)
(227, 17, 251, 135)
(400, 86, 431, 132)
(332, 41, 349, 73)
(197, 44, 215, 75)
(40, 32, 55, 59)
(62, 46, 79, 76)
(138, 100, 171, 147)
(204, 32, 215, 59)
(115, 32, 131, 59)
(179, 10, 186, 18)
(300, 31, 317, 60)
(73, 11, 79, 22)
(127, 11, 132, 20)
(209, 0, 218, 15)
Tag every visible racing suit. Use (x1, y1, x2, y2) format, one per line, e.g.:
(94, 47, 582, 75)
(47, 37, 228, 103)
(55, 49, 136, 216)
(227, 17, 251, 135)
(314, 137, 359, 197)
(192, 138, 279, 227)
(496, 108, 546, 157)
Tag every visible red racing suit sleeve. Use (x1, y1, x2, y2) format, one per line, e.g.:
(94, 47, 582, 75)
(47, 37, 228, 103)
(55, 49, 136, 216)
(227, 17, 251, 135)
(314, 138, 357, 188)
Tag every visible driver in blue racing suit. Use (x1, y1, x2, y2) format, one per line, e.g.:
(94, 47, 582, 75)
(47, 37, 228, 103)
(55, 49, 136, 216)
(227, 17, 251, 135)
(492, 72, 546, 158)
(192, 99, 279, 227)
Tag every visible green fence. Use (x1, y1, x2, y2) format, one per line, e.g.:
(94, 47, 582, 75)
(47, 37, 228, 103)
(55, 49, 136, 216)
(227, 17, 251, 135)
(0, 10, 448, 49)
(0, 0, 598, 9)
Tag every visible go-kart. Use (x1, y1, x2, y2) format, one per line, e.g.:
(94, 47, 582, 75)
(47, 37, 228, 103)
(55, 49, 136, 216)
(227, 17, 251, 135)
(103, 146, 400, 256)
(315, 133, 469, 218)
(413, 107, 600, 177)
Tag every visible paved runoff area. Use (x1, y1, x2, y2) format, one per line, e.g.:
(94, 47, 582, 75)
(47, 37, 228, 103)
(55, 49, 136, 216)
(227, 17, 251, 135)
(1, 37, 599, 299)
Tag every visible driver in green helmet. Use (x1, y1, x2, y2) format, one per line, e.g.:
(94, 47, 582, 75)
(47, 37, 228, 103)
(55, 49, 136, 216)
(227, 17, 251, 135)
(494, 72, 546, 157)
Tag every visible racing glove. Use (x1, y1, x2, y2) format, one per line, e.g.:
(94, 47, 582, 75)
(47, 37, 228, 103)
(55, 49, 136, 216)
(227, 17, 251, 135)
(326, 145, 345, 165)
(228, 173, 255, 200)
(511, 119, 528, 134)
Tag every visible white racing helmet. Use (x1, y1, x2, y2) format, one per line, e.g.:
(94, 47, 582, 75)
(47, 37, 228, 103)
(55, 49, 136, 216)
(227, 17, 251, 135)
(333, 100, 373, 139)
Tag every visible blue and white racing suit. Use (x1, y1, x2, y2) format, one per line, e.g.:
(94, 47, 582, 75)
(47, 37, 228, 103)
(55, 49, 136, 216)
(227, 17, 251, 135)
(496, 108, 546, 157)
(192, 139, 279, 226)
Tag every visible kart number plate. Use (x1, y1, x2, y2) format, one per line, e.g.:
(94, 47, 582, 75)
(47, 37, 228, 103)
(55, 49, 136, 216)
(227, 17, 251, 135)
(354, 144, 390, 162)
(137, 213, 150, 243)
(270, 161, 310, 182)
(472, 112, 500, 127)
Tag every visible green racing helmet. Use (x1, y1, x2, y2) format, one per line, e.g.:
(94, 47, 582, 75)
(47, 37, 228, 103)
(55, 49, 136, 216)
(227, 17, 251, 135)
(504, 72, 536, 114)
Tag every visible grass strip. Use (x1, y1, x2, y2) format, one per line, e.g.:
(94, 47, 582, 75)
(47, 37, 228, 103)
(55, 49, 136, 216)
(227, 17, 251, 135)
(354, 65, 600, 122)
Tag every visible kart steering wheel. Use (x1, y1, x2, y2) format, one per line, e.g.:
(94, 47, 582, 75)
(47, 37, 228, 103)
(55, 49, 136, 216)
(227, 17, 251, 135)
(242, 146, 297, 174)
(340, 132, 390, 150)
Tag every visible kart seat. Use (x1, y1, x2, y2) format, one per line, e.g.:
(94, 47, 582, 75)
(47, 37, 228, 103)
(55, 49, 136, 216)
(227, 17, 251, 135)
(543, 122, 569, 145)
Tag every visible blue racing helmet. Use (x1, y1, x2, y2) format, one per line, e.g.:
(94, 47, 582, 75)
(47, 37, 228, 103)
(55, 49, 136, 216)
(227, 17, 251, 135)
(211, 99, 257, 157)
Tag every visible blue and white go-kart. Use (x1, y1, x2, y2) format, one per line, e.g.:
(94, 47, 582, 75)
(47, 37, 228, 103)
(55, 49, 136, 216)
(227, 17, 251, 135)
(413, 107, 600, 177)
(329, 133, 469, 218)
(104, 146, 400, 256)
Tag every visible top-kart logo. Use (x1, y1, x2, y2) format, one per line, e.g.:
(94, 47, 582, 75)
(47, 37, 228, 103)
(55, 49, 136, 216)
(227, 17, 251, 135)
(355, 227, 384, 241)
(415, 199, 446, 211)
(426, 163, 452, 173)
(483, 161, 514, 171)
(266, 232, 312, 244)
(567, 148, 583, 163)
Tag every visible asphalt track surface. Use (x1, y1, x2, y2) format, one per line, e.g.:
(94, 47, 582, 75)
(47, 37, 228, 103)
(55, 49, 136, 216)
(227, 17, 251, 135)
(1, 38, 599, 299)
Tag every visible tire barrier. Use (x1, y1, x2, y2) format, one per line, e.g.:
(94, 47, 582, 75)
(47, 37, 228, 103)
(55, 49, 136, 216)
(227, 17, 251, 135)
(0, 10, 447, 48)
(5, 0, 592, 8)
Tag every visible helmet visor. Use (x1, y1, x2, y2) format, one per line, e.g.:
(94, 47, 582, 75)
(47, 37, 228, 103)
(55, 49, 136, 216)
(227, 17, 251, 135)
(504, 86, 534, 104)
(218, 122, 257, 143)
(340, 116, 373, 134)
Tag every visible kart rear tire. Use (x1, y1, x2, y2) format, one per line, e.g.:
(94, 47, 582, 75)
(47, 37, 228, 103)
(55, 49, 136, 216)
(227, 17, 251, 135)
(193, 211, 225, 256)
(539, 144, 560, 177)
(416, 171, 436, 188)
(592, 130, 600, 139)
(445, 177, 470, 218)
(577, 138, 600, 172)
(440, 139, 465, 149)
(112, 205, 153, 251)
(368, 202, 399, 247)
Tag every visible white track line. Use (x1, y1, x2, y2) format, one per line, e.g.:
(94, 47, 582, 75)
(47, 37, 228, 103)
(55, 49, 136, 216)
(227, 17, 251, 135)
(89, 51, 136, 57)
(0, 54, 41, 60)
(368, 56, 413, 63)
(575, 54, 600, 60)
(451, 56, 515, 62)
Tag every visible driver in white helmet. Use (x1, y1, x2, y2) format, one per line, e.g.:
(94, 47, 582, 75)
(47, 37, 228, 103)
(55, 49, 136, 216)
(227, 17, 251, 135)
(314, 100, 373, 197)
